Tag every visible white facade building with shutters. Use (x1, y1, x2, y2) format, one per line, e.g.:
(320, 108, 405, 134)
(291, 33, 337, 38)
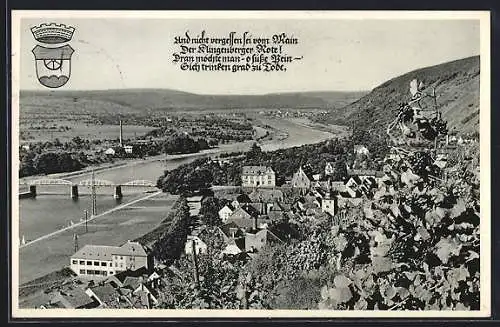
(70, 241, 149, 277)
(241, 166, 276, 188)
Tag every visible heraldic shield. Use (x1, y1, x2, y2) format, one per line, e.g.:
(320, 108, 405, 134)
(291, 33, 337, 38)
(32, 45, 74, 88)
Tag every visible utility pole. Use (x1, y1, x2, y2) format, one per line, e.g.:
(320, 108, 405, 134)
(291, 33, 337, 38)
(91, 168, 97, 216)
(242, 283, 249, 309)
(73, 233, 78, 253)
(84, 209, 88, 233)
(130, 246, 136, 271)
(432, 87, 439, 155)
(191, 239, 200, 289)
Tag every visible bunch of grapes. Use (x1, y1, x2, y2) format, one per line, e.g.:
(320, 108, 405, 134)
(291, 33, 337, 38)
(415, 119, 439, 141)
(431, 116, 448, 135)
(407, 151, 440, 178)
(399, 103, 414, 123)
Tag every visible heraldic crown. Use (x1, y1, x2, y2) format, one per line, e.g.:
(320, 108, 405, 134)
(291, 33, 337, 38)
(31, 23, 75, 44)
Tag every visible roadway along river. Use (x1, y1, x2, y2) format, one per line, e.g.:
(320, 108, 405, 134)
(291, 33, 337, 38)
(17, 118, 337, 284)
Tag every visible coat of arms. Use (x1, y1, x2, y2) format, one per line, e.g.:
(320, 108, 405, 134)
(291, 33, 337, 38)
(31, 23, 75, 88)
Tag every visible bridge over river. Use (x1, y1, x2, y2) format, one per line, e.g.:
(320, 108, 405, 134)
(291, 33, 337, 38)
(19, 178, 158, 199)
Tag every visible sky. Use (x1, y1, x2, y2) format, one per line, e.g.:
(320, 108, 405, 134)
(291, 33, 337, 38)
(17, 16, 480, 94)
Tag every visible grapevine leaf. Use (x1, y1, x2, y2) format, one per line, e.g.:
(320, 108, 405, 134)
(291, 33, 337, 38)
(235, 284, 245, 300)
(333, 234, 348, 252)
(372, 256, 393, 273)
(334, 274, 352, 288)
(401, 169, 420, 186)
(382, 285, 397, 300)
(320, 285, 329, 300)
(417, 226, 431, 241)
(397, 287, 410, 299)
(435, 237, 463, 264)
(466, 250, 480, 262)
(339, 287, 353, 303)
(354, 297, 368, 310)
(447, 265, 470, 288)
(435, 206, 447, 219)
(451, 199, 467, 218)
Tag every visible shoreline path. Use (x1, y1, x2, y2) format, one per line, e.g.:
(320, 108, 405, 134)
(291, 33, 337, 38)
(19, 191, 162, 250)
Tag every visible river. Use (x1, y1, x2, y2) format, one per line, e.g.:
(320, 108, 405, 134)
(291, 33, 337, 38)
(17, 118, 338, 284)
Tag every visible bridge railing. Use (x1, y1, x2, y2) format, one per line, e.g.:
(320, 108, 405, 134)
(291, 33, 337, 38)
(78, 179, 115, 187)
(21, 178, 157, 187)
(123, 180, 156, 187)
(28, 179, 73, 186)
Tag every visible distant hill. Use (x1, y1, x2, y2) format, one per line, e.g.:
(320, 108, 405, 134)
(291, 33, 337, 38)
(19, 88, 367, 116)
(322, 56, 480, 135)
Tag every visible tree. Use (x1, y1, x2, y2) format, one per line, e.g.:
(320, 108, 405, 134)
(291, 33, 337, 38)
(196, 138, 209, 151)
(33, 152, 59, 174)
(246, 143, 262, 160)
(19, 152, 36, 177)
(199, 196, 222, 226)
(71, 136, 84, 147)
(152, 197, 191, 264)
(32, 152, 83, 175)
(333, 158, 348, 181)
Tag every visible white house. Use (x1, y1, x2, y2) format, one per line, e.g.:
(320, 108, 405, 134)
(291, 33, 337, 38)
(325, 162, 336, 176)
(241, 166, 276, 188)
(184, 236, 208, 255)
(354, 145, 370, 156)
(291, 166, 312, 190)
(321, 192, 336, 216)
(218, 204, 235, 223)
(124, 145, 133, 154)
(70, 241, 150, 277)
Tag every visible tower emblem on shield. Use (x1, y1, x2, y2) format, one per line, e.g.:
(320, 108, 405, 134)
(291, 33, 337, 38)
(31, 23, 75, 88)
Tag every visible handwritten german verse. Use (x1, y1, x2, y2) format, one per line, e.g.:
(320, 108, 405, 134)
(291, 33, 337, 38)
(172, 31, 302, 72)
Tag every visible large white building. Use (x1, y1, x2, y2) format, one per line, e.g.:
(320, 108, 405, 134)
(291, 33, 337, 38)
(70, 241, 150, 278)
(241, 166, 276, 188)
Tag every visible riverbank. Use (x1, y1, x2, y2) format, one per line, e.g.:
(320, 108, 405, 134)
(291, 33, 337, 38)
(286, 117, 351, 137)
(18, 143, 246, 185)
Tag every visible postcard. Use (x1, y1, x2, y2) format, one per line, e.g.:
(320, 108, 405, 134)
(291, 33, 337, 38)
(10, 10, 491, 318)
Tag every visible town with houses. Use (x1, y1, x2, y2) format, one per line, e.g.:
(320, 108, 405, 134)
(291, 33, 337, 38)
(27, 140, 390, 309)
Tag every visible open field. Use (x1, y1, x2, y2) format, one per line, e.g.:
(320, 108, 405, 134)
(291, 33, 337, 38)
(20, 120, 155, 143)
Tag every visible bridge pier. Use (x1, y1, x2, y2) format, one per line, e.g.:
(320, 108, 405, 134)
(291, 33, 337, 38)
(29, 185, 37, 198)
(114, 185, 123, 200)
(70, 185, 79, 199)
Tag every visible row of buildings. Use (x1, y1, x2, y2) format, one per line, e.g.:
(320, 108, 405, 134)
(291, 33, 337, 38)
(240, 144, 371, 189)
(202, 157, 390, 257)
(37, 266, 164, 309)
(241, 162, 341, 189)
